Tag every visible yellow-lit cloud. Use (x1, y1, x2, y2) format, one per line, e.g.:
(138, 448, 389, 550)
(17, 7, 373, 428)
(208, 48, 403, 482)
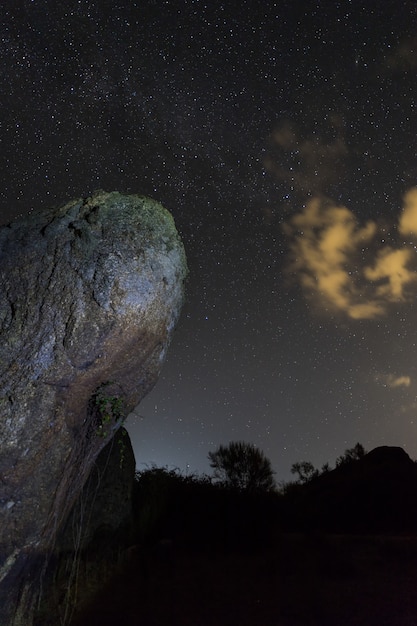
(379, 374, 411, 388)
(364, 248, 416, 300)
(284, 192, 417, 319)
(389, 375, 411, 388)
(399, 188, 417, 237)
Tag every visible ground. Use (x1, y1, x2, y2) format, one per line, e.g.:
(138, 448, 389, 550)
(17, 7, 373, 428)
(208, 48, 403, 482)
(69, 533, 417, 626)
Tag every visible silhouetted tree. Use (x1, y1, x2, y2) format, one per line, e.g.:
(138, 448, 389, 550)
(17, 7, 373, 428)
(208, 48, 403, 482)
(336, 442, 366, 467)
(290, 461, 319, 483)
(208, 441, 276, 493)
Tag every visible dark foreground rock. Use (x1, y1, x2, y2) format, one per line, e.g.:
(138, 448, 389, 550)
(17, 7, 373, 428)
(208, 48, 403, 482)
(34, 427, 137, 625)
(58, 426, 136, 554)
(0, 191, 187, 625)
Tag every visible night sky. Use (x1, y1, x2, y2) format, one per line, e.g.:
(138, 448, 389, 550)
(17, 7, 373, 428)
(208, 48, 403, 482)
(2, 1, 417, 481)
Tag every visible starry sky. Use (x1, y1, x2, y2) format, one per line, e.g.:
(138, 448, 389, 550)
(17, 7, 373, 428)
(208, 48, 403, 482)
(2, 1, 417, 481)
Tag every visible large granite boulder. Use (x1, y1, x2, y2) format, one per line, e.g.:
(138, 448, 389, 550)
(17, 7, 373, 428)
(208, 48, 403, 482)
(0, 191, 187, 624)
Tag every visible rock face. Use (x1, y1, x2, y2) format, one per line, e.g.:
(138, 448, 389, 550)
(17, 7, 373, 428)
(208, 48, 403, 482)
(0, 191, 187, 624)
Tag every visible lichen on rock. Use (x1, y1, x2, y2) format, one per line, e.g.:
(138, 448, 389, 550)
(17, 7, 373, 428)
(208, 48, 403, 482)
(0, 191, 187, 625)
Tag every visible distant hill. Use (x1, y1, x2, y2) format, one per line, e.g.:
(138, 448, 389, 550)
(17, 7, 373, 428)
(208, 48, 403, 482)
(281, 446, 417, 534)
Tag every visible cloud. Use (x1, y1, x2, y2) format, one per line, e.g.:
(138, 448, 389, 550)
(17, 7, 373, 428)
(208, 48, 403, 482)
(283, 193, 417, 319)
(388, 375, 411, 388)
(364, 248, 415, 301)
(385, 37, 417, 73)
(264, 118, 348, 199)
(399, 187, 417, 237)
(376, 374, 411, 389)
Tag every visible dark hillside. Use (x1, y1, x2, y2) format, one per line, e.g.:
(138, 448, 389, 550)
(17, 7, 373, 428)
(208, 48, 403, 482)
(282, 446, 417, 533)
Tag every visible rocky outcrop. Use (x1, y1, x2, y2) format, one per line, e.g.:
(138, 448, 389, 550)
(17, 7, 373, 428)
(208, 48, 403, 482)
(0, 191, 187, 624)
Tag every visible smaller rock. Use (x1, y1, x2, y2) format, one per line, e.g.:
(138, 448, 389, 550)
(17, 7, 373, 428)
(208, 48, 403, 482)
(58, 427, 136, 553)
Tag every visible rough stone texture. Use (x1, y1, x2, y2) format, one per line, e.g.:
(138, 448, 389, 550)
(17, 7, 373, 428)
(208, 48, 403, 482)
(0, 191, 187, 624)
